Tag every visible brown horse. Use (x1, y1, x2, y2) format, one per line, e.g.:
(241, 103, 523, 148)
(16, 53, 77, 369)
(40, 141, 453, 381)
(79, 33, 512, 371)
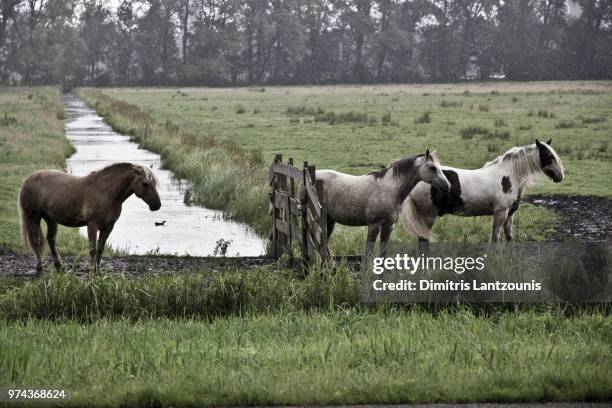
(19, 162, 161, 273)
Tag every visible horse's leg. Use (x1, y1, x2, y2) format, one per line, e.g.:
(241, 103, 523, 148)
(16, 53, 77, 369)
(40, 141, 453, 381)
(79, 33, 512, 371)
(418, 238, 430, 253)
(360, 223, 381, 270)
(327, 217, 336, 239)
(417, 214, 436, 253)
(23, 212, 44, 273)
(324, 217, 336, 263)
(87, 223, 98, 273)
(45, 220, 62, 270)
(94, 225, 113, 272)
(503, 214, 514, 241)
(379, 219, 395, 257)
(364, 223, 381, 258)
(490, 210, 508, 243)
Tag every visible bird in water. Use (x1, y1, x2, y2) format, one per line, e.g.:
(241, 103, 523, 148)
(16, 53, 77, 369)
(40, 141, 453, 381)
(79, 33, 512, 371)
(154, 221, 166, 226)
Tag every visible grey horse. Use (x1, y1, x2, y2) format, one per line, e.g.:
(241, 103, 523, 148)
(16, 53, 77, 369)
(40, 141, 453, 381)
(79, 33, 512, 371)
(305, 150, 450, 258)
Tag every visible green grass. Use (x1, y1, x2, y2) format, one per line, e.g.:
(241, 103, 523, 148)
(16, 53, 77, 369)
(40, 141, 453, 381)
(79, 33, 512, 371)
(0, 265, 359, 321)
(0, 87, 89, 255)
(1, 309, 611, 407)
(88, 82, 611, 190)
(76, 82, 612, 252)
(2, 84, 611, 407)
(0, 266, 610, 406)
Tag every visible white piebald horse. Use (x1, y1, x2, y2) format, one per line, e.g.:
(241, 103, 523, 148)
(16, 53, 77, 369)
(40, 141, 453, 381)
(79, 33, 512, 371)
(401, 140, 564, 243)
(308, 150, 451, 257)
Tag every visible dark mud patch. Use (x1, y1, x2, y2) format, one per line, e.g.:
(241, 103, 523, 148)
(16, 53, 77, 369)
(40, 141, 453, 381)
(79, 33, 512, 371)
(0, 253, 276, 278)
(525, 194, 612, 242)
(0, 250, 364, 278)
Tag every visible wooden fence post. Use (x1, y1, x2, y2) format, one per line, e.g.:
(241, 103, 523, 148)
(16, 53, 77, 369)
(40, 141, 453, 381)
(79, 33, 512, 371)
(143, 123, 151, 140)
(269, 156, 328, 272)
(287, 158, 294, 268)
(271, 154, 282, 259)
(277, 162, 288, 255)
(306, 164, 316, 265)
(315, 179, 328, 264)
(301, 161, 310, 273)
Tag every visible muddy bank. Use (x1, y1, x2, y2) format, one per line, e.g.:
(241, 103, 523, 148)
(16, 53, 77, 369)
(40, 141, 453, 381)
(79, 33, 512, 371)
(0, 251, 277, 278)
(525, 194, 612, 242)
(0, 248, 366, 277)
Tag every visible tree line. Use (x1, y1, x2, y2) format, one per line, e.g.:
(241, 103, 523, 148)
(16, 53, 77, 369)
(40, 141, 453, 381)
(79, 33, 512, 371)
(0, 0, 610, 87)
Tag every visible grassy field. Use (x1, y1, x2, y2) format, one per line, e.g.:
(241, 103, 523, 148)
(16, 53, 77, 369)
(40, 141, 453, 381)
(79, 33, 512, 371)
(78, 81, 612, 252)
(1, 309, 611, 407)
(0, 87, 88, 255)
(1, 266, 611, 406)
(0, 85, 611, 407)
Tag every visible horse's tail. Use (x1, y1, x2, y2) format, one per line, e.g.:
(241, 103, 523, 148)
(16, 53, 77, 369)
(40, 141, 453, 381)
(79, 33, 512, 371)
(18, 187, 45, 255)
(400, 197, 432, 241)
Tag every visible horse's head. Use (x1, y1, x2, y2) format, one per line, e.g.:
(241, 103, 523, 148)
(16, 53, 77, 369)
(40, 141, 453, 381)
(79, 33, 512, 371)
(132, 166, 161, 211)
(536, 139, 564, 183)
(418, 149, 450, 193)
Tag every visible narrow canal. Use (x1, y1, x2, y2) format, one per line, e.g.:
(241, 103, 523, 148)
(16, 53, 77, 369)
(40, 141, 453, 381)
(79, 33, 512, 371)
(64, 95, 265, 257)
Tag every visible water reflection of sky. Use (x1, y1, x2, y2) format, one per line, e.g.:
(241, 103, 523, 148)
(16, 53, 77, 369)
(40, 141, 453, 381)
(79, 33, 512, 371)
(64, 95, 265, 257)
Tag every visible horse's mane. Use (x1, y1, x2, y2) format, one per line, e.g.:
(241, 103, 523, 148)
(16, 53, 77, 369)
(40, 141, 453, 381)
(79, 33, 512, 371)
(369, 154, 424, 180)
(91, 162, 156, 183)
(483, 145, 541, 185)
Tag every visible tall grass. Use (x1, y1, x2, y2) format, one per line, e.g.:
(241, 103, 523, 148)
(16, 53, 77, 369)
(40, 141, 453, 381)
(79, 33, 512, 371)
(0, 264, 360, 321)
(1, 308, 610, 406)
(414, 111, 432, 124)
(286, 104, 325, 116)
(460, 126, 510, 141)
(77, 89, 271, 237)
(314, 110, 377, 125)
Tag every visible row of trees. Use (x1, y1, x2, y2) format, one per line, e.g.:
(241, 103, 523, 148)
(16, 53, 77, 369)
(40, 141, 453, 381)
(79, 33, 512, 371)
(0, 0, 610, 87)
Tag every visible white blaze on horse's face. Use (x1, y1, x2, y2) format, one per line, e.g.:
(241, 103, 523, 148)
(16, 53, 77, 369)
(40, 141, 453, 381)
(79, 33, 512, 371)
(536, 139, 564, 183)
(418, 150, 450, 193)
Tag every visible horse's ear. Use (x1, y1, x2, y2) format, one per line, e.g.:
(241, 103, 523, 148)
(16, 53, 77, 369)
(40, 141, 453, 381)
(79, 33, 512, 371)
(425, 148, 431, 160)
(535, 139, 542, 147)
(547, 138, 552, 145)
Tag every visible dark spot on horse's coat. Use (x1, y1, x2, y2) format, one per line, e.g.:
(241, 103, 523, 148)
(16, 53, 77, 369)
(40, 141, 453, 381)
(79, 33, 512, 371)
(501, 176, 512, 194)
(369, 154, 423, 180)
(431, 170, 463, 216)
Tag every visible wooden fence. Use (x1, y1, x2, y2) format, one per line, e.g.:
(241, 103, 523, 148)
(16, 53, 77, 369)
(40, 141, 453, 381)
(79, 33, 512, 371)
(269, 154, 329, 272)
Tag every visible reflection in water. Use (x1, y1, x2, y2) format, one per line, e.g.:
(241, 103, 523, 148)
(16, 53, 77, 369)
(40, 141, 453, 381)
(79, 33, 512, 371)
(64, 95, 265, 256)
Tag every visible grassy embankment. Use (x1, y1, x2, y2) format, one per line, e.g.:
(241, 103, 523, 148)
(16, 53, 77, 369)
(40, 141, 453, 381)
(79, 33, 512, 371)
(0, 87, 88, 255)
(78, 82, 612, 253)
(1, 268, 611, 407)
